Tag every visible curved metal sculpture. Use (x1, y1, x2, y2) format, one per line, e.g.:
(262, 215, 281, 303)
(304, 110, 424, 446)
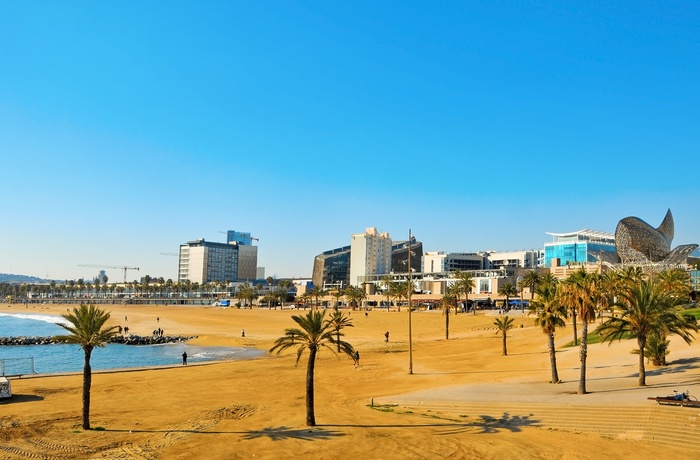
(615, 209, 697, 264)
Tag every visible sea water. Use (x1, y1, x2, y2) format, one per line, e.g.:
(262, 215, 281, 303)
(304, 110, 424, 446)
(0, 312, 264, 375)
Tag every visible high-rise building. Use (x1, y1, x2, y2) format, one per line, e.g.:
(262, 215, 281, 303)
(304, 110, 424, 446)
(391, 237, 423, 274)
(349, 227, 392, 286)
(178, 236, 257, 283)
(312, 245, 351, 289)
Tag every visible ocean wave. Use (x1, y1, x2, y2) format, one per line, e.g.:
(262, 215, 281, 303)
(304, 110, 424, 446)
(0, 312, 71, 327)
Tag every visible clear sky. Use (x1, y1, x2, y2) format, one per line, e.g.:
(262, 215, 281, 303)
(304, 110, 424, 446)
(1, 1, 698, 282)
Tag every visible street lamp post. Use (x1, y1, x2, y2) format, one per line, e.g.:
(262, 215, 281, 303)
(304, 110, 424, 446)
(408, 229, 413, 375)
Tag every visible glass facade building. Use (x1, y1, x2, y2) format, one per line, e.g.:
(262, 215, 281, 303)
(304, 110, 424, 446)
(544, 230, 617, 268)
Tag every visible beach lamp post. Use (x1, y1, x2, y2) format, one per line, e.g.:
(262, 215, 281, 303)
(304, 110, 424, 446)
(408, 229, 413, 375)
(517, 275, 524, 311)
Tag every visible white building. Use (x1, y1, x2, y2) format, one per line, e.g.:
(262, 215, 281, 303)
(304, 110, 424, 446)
(486, 250, 541, 269)
(178, 238, 258, 284)
(422, 252, 487, 273)
(349, 227, 392, 286)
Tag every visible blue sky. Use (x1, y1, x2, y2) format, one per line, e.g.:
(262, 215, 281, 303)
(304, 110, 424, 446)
(1, 1, 698, 281)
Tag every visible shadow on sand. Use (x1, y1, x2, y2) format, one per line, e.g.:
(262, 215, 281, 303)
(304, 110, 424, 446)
(0, 394, 44, 404)
(322, 411, 540, 435)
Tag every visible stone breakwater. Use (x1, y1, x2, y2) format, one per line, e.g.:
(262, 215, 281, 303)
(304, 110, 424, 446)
(0, 335, 197, 346)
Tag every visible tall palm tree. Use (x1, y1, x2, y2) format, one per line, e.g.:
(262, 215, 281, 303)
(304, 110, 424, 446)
(56, 304, 119, 430)
(561, 268, 599, 394)
(529, 282, 567, 383)
(597, 278, 698, 386)
(494, 315, 515, 356)
(269, 310, 355, 426)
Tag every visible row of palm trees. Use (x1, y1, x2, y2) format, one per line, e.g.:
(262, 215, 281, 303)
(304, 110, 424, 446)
(528, 267, 698, 392)
(60, 302, 359, 429)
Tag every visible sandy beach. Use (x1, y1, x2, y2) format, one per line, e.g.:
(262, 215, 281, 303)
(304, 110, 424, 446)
(1, 302, 699, 459)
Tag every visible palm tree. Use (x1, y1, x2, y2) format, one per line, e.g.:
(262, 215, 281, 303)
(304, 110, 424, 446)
(269, 310, 355, 426)
(56, 304, 119, 429)
(529, 282, 567, 383)
(494, 315, 515, 356)
(454, 270, 475, 314)
(521, 270, 541, 301)
(498, 283, 518, 311)
(440, 286, 458, 339)
(379, 275, 393, 310)
(327, 310, 354, 352)
(344, 285, 366, 311)
(597, 278, 698, 386)
(561, 268, 599, 394)
(390, 281, 409, 312)
(309, 285, 326, 310)
(330, 289, 344, 310)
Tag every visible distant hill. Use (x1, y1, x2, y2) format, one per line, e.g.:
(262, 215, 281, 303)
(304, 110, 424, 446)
(0, 273, 54, 284)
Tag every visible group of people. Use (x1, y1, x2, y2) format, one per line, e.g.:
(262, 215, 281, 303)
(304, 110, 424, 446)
(153, 328, 165, 337)
(117, 325, 130, 335)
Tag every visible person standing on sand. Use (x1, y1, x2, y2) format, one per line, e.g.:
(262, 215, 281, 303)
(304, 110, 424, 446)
(353, 350, 360, 367)
(182, 351, 187, 365)
(384, 331, 389, 343)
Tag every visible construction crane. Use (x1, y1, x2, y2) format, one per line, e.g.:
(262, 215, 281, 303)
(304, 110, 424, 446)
(78, 264, 140, 283)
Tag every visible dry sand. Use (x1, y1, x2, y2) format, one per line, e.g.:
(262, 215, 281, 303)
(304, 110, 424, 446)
(1, 302, 699, 459)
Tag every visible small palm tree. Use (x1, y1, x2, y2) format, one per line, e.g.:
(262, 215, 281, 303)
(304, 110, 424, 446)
(454, 270, 475, 314)
(344, 285, 366, 311)
(269, 310, 354, 426)
(494, 315, 515, 356)
(498, 283, 518, 310)
(56, 304, 119, 430)
(440, 286, 458, 340)
(327, 310, 354, 352)
(521, 270, 541, 301)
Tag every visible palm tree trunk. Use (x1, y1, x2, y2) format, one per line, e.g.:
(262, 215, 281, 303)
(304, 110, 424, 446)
(578, 321, 588, 394)
(306, 347, 317, 426)
(571, 308, 578, 346)
(82, 347, 93, 430)
(638, 336, 646, 386)
(445, 308, 450, 340)
(502, 332, 508, 356)
(548, 333, 559, 383)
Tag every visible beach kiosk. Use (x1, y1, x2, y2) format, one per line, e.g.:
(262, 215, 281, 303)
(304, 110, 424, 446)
(0, 377, 11, 399)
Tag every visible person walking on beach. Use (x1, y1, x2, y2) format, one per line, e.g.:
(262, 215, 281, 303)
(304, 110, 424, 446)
(353, 350, 360, 367)
(384, 331, 390, 343)
(241, 328, 245, 337)
(182, 351, 188, 365)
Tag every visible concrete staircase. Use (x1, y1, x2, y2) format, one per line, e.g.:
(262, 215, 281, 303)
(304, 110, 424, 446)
(376, 400, 700, 451)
